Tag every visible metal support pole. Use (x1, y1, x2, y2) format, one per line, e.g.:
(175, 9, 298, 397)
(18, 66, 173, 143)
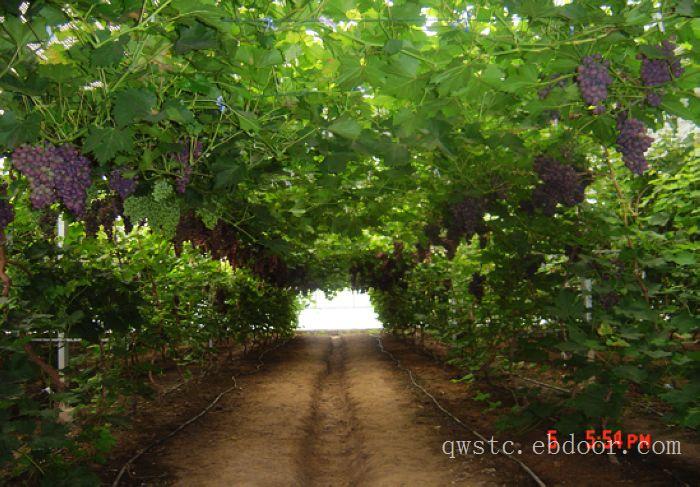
(56, 214, 68, 371)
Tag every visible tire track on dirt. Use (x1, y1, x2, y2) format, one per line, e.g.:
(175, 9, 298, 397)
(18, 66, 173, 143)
(132, 334, 505, 486)
(342, 334, 497, 486)
(300, 335, 366, 486)
(155, 336, 327, 486)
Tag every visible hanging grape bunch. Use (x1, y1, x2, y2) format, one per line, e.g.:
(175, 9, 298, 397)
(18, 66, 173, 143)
(108, 169, 138, 233)
(523, 254, 545, 278)
(173, 211, 208, 256)
(576, 55, 613, 114)
(109, 169, 138, 199)
(645, 91, 663, 108)
(639, 39, 684, 85)
(447, 196, 487, 242)
(0, 183, 14, 232)
(84, 196, 123, 239)
(350, 255, 378, 292)
(530, 156, 589, 216)
(424, 222, 442, 246)
(468, 272, 485, 302)
(11, 145, 59, 209)
(638, 39, 684, 107)
(83, 205, 99, 238)
(174, 140, 203, 194)
(415, 242, 431, 262)
(53, 145, 92, 216)
(616, 115, 653, 175)
(12, 144, 92, 216)
(598, 291, 620, 310)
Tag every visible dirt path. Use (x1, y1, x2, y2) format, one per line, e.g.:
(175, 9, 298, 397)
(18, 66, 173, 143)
(132, 333, 506, 486)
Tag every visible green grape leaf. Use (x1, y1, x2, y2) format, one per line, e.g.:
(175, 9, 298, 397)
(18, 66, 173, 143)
(0, 111, 40, 147)
(83, 127, 134, 164)
(113, 89, 157, 127)
(614, 365, 647, 384)
(329, 117, 361, 140)
(175, 21, 219, 54)
(90, 38, 126, 67)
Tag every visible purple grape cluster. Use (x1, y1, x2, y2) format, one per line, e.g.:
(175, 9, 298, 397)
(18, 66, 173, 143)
(177, 164, 193, 194)
(640, 57, 672, 86)
(664, 41, 685, 79)
(448, 196, 486, 242)
(424, 222, 442, 245)
(639, 39, 684, 107)
(645, 91, 663, 107)
(598, 291, 620, 310)
(616, 115, 653, 175)
(576, 54, 613, 115)
(53, 145, 92, 216)
(468, 272, 485, 302)
(84, 195, 122, 239)
(174, 140, 203, 193)
(109, 169, 138, 199)
(12, 145, 59, 209)
(523, 254, 544, 277)
(531, 156, 588, 216)
(640, 40, 684, 86)
(12, 144, 92, 216)
(0, 183, 14, 232)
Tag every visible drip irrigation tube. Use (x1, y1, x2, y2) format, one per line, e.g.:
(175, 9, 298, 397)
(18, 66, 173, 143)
(375, 334, 547, 487)
(112, 337, 291, 487)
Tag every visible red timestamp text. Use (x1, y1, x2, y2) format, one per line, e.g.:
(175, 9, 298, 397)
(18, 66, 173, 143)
(546, 429, 652, 451)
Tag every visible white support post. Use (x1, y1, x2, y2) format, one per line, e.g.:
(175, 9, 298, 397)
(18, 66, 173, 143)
(57, 337, 68, 371)
(53, 215, 75, 422)
(583, 278, 593, 323)
(56, 215, 68, 371)
(56, 214, 65, 248)
(583, 278, 595, 362)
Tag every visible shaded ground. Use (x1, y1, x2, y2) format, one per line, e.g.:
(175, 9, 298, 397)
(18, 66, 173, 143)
(380, 333, 698, 486)
(105, 333, 511, 486)
(103, 332, 697, 486)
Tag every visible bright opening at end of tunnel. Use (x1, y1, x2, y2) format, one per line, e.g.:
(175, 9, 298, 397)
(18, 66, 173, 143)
(298, 289, 382, 330)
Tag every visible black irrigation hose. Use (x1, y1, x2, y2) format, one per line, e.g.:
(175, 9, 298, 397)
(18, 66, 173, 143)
(375, 334, 547, 487)
(112, 337, 292, 487)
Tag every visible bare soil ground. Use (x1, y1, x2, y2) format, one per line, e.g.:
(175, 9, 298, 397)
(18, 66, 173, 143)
(102, 332, 698, 486)
(380, 333, 699, 486)
(104, 333, 514, 485)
